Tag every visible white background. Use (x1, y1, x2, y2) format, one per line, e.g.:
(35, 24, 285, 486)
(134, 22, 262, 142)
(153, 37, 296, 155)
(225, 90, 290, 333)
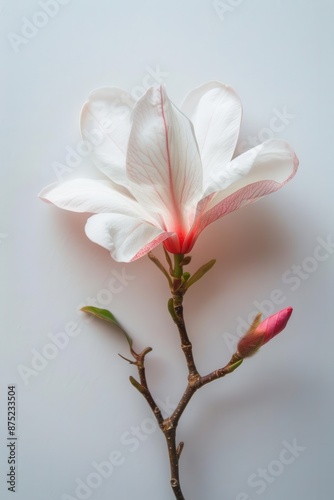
(1, 1, 333, 499)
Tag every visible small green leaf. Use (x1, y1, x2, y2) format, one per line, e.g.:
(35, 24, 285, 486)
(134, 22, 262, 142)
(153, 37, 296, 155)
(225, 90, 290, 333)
(129, 376, 146, 394)
(80, 306, 133, 347)
(163, 247, 173, 272)
(167, 298, 178, 322)
(225, 358, 243, 373)
(185, 259, 216, 289)
(182, 272, 190, 282)
(148, 252, 172, 286)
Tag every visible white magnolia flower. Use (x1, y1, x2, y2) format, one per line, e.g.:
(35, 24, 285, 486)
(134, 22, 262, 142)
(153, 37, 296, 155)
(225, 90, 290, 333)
(39, 82, 298, 262)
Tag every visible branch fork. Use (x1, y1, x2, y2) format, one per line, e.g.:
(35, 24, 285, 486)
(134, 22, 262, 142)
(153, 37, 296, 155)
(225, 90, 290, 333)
(121, 251, 244, 499)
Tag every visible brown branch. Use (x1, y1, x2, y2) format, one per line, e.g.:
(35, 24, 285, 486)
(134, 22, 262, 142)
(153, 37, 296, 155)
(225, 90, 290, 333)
(201, 354, 243, 387)
(160, 357, 243, 499)
(170, 301, 199, 378)
(169, 253, 200, 379)
(129, 345, 242, 499)
(129, 347, 164, 427)
(136, 251, 245, 499)
(164, 427, 185, 500)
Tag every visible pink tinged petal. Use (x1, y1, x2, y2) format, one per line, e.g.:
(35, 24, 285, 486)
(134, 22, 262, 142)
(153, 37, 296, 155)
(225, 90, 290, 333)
(193, 139, 299, 238)
(260, 307, 293, 344)
(181, 81, 242, 192)
(131, 232, 174, 261)
(126, 85, 203, 236)
(85, 213, 172, 263)
(38, 179, 146, 218)
(80, 88, 135, 186)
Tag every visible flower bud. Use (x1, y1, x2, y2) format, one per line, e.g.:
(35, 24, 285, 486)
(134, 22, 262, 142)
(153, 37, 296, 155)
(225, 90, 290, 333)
(237, 307, 293, 358)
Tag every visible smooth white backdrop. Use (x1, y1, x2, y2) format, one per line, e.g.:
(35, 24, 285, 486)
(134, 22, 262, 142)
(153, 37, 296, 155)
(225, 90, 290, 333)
(1, 1, 333, 499)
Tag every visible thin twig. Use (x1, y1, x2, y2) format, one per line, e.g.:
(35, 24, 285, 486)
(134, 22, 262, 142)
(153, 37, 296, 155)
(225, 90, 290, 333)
(130, 346, 164, 426)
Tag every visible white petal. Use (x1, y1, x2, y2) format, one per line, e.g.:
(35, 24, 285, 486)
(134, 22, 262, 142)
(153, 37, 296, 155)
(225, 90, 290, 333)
(204, 141, 259, 197)
(85, 213, 171, 262)
(39, 178, 145, 217)
(80, 88, 135, 186)
(126, 86, 202, 232)
(181, 81, 242, 191)
(195, 139, 299, 235)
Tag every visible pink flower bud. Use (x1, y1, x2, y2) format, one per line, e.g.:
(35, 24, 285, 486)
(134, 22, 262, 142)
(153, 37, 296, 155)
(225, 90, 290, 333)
(237, 307, 293, 358)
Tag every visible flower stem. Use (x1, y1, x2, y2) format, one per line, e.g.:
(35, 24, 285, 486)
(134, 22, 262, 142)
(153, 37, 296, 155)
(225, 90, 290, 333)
(171, 254, 199, 378)
(173, 253, 184, 278)
(128, 252, 245, 499)
(172, 301, 199, 378)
